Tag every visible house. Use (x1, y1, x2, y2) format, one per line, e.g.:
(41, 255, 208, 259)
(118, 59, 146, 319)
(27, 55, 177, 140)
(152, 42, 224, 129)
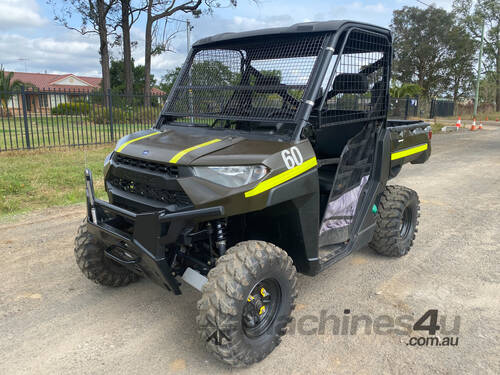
(5, 71, 165, 113)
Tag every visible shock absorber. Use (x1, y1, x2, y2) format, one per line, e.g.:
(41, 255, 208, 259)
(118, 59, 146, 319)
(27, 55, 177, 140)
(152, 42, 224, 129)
(214, 220, 227, 256)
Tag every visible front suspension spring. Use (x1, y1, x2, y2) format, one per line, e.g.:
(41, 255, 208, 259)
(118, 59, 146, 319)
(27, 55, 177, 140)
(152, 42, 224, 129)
(215, 220, 227, 256)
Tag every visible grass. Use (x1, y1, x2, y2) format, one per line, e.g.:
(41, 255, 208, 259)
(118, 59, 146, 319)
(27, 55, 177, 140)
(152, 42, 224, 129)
(0, 144, 114, 217)
(0, 115, 154, 151)
(430, 123, 446, 132)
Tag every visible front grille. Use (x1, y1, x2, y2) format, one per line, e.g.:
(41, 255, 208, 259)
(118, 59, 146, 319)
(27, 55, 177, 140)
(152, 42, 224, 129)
(109, 177, 192, 207)
(114, 154, 179, 177)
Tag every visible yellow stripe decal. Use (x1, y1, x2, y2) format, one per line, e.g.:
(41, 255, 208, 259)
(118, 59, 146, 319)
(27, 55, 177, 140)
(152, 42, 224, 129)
(391, 143, 428, 161)
(245, 157, 318, 198)
(169, 139, 222, 164)
(116, 131, 161, 153)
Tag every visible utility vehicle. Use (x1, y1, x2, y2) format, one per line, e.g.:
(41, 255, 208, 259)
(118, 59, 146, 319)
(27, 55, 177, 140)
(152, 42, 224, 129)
(75, 20, 431, 366)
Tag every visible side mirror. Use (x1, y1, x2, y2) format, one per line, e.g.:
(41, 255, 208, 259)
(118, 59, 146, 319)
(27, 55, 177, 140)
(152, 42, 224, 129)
(300, 122, 315, 142)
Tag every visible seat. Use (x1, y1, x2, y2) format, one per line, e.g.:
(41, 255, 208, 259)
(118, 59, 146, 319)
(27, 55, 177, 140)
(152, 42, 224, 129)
(318, 165, 337, 193)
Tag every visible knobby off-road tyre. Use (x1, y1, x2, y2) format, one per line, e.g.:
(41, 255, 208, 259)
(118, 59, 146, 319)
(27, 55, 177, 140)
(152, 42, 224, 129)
(74, 219, 139, 287)
(197, 240, 297, 367)
(370, 185, 420, 257)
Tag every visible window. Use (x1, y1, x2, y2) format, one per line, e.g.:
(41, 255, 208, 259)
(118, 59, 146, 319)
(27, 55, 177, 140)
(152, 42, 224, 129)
(318, 30, 390, 126)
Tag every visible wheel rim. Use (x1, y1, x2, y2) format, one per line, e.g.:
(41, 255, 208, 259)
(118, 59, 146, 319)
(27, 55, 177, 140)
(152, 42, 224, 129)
(242, 278, 281, 338)
(400, 206, 413, 239)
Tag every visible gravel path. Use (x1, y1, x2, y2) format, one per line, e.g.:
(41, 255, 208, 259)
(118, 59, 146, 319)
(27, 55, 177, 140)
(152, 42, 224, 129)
(1, 128, 499, 374)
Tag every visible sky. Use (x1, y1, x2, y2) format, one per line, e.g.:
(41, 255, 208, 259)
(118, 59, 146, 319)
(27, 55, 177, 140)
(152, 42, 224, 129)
(0, 0, 453, 80)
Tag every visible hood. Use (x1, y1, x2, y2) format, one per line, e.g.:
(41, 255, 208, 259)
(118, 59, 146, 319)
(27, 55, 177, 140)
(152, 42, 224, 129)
(116, 128, 292, 166)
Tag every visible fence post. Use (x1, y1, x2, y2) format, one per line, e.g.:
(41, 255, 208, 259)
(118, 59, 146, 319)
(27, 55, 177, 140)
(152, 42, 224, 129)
(20, 86, 31, 149)
(107, 88, 114, 141)
(404, 95, 410, 120)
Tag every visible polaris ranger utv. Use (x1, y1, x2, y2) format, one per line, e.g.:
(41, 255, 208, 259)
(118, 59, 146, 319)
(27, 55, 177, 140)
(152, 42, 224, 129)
(75, 20, 431, 366)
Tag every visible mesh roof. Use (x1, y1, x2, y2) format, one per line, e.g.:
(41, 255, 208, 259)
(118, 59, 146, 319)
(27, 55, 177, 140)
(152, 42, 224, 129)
(194, 20, 390, 47)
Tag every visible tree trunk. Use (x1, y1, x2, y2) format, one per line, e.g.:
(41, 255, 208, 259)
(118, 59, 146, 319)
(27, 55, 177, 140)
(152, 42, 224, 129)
(121, 0, 134, 98)
(1, 98, 9, 117)
(496, 47, 500, 112)
(97, 0, 111, 105)
(144, 1, 153, 107)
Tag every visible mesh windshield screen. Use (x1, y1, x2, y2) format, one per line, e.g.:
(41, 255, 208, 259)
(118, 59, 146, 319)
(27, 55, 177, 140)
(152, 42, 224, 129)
(164, 33, 327, 122)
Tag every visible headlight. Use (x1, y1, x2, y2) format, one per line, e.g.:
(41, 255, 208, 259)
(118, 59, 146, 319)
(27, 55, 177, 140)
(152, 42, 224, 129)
(192, 165, 269, 188)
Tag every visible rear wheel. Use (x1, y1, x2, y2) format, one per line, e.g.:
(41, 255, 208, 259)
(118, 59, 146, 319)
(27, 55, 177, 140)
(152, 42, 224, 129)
(74, 219, 139, 287)
(370, 185, 420, 257)
(197, 240, 297, 367)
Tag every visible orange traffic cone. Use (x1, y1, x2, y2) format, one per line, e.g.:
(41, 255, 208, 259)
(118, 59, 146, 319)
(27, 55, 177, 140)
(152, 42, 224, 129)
(478, 121, 483, 130)
(486, 116, 488, 121)
(470, 118, 477, 131)
(455, 116, 461, 129)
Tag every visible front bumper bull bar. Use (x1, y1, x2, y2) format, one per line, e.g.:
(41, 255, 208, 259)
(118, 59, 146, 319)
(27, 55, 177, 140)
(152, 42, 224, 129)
(84, 169, 223, 294)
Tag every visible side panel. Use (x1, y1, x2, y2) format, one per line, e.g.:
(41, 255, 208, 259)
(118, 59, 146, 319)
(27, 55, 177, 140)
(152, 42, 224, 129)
(389, 123, 431, 168)
(267, 169, 320, 274)
(228, 169, 321, 276)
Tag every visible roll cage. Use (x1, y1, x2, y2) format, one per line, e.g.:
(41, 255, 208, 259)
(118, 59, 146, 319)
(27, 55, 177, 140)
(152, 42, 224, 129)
(158, 22, 392, 142)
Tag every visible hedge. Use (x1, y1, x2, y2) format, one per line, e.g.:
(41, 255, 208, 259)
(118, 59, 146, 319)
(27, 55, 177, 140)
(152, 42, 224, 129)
(51, 102, 90, 115)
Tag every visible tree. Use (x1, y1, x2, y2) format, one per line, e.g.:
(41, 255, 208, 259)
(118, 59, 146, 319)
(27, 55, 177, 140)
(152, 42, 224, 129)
(479, 71, 497, 104)
(110, 59, 156, 94)
(453, 0, 500, 111)
(143, 1, 239, 106)
(116, 0, 145, 97)
(159, 66, 182, 94)
(144, 1, 200, 105)
(444, 23, 476, 101)
(390, 83, 423, 98)
(51, 0, 119, 100)
(120, 0, 134, 97)
(0, 66, 24, 117)
(391, 6, 475, 100)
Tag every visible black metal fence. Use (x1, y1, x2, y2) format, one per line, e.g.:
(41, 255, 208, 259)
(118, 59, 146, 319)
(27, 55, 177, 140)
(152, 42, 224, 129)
(0, 87, 166, 151)
(388, 97, 455, 119)
(0, 87, 454, 152)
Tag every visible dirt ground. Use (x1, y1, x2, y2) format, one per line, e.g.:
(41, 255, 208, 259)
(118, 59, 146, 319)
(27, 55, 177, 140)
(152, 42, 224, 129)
(1, 127, 499, 374)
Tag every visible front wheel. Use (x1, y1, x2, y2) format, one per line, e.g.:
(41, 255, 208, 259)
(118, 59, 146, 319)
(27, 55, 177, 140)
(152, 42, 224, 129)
(369, 185, 420, 257)
(74, 219, 139, 287)
(196, 241, 297, 367)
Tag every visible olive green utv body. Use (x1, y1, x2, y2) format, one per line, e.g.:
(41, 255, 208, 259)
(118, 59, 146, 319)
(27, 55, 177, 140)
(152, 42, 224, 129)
(76, 20, 431, 367)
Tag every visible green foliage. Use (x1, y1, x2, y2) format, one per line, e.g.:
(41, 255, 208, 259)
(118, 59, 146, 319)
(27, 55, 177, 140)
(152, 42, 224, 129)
(390, 83, 423, 98)
(0, 65, 25, 116)
(110, 59, 157, 94)
(191, 60, 239, 86)
(0, 65, 24, 92)
(51, 102, 91, 115)
(89, 106, 161, 125)
(159, 66, 182, 95)
(453, 0, 500, 110)
(479, 72, 497, 103)
(391, 6, 475, 100)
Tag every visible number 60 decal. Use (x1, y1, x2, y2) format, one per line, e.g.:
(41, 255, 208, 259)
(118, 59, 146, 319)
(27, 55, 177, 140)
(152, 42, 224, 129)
(281, 146, 304, 169)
